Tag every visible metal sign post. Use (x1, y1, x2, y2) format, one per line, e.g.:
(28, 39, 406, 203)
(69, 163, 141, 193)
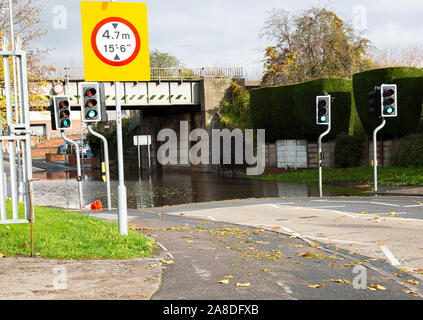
(115, 81, 128, 235)
(373, 118, 386, 192)
(87, 125, 112, 211)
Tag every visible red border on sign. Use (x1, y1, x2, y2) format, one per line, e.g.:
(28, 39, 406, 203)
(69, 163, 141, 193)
(91, 17, 141, 67)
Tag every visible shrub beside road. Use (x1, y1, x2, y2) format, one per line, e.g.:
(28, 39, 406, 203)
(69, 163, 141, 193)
(248, 166, 423, 187)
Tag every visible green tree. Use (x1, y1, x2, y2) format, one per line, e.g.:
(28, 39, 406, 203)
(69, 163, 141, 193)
(260, 7, 373, 86)
(149, 49, 182, 68)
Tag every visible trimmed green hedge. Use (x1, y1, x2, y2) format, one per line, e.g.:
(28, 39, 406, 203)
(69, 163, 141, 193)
(353, 67, 423, 139)
(251, 78, 354, 141)
(292, 78, 354, 140)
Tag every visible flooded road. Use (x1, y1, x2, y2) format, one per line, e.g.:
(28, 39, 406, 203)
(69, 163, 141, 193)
(30, 167, 368, 210)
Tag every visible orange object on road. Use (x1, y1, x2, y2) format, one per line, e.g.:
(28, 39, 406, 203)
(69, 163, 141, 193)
(91, 200, 103, 211)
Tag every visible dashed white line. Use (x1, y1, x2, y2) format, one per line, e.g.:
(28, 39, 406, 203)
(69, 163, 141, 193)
(268, 204, 281, 209)
(331, 210, 358, 219)
(302, 236, 373, 246)
(380, 246, 400, 266)
(370, 202, 402, 207)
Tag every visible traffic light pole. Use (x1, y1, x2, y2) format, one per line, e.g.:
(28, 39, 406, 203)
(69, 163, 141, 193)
(373, 118, 386, 192)
(87, 125, 112, 211)
(61, 131, 83, 209)
(318, 123, 331, 198)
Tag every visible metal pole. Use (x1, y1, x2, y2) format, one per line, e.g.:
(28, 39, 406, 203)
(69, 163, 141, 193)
(115, 81, 128, 235)
(138, 144, 141, 170)
(61, 131, 83, 209)
(148, 137, 151, 168)
(17, 39, 34, 220)
(0, 147, 6, 220)
(111, 0, 127, 236)
(3, 41, 19, 219)
(373, 118, 386, 192)
(318, 123, 331, 198)
(87, 125, 111, 211)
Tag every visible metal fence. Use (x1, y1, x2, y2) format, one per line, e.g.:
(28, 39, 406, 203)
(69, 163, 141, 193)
(0, 36, 34, 228)
(44, 66, 244, 81)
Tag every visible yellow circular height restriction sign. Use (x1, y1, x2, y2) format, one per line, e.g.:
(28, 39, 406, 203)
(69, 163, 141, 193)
(80, 1, 150, 82)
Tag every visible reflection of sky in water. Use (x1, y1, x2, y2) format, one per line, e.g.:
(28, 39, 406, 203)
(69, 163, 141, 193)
(28, 170, 368, 210)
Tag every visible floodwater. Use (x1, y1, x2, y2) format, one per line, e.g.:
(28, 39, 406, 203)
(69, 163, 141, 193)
(30, 168, 369, 210)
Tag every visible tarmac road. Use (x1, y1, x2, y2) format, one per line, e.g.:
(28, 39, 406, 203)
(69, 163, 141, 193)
(88, 195, 423, 300)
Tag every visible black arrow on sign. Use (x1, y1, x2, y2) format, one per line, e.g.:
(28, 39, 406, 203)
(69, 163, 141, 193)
(112, 23, 118, 29)
(114, 54, 121, 61)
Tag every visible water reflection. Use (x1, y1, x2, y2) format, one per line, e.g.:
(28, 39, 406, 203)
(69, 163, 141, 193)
(31, 168, 368, 210)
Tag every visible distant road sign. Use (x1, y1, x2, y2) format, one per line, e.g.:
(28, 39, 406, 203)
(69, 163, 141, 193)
(134, 135, 151, 146)
(80, 1, 150, 82)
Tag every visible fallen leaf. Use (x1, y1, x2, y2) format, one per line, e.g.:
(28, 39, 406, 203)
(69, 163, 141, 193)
(161, 259, 174, 265)
(149, 264, 158, 268)
(406, 280, 419, 285)
(127, 293, 147, 297)
(368, 284, 387, 291)
(148, 276, 157, 280)
(360, 211, 369, 215)
(328, 279, 351, 285)
(224, 275, 234, 279)
(309, 284, 325, 289)
(0, 253, 5, 258)
(236, 283, 251, 287)
(413, 269, 423, 274)
(218, 279, 230, 284)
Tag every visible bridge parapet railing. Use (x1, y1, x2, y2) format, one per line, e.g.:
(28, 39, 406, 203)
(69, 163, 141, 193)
(44, 66, 244, 81)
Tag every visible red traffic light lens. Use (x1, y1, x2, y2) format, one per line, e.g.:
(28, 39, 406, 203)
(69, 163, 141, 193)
(384, 89, 395, 97)
(59, 100, 69, 108)
(319, 100, 327, 107)
(85, 88, 97, 97)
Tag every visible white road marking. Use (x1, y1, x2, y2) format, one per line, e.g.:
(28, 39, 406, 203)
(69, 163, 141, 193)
(302, 236, 373, 246)
(311, 206, 347, 209)
(331, 210, 358, 219)
(156, 241, 175, 259)
(380, 246, 400, 266)
(207, 216, 217, 221)
(311, 200, 369, 204)
(268, 204, 281, 209)
(404, 205, 423, 208)
(370, 202, 402, 207)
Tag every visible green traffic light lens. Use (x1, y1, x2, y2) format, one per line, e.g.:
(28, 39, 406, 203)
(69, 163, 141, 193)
(320, 115, 327, 122)
(385, 107, 394, 114)
(87, 110, 98, 119)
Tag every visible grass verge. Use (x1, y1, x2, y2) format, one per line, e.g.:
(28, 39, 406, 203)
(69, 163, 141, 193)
(0, 201, 155, 260)
(247, 167, 423, 187)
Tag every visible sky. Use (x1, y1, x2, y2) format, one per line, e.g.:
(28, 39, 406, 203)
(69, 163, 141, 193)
(20, 0, 423, 79)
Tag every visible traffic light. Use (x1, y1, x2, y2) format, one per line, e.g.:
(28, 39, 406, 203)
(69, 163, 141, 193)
(369, 86, 381, 117)
(79, 82, 102, 123)
(316, 95, 331, 125)
(51, 96, 72, 130)
(381, 84, 397, 117)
